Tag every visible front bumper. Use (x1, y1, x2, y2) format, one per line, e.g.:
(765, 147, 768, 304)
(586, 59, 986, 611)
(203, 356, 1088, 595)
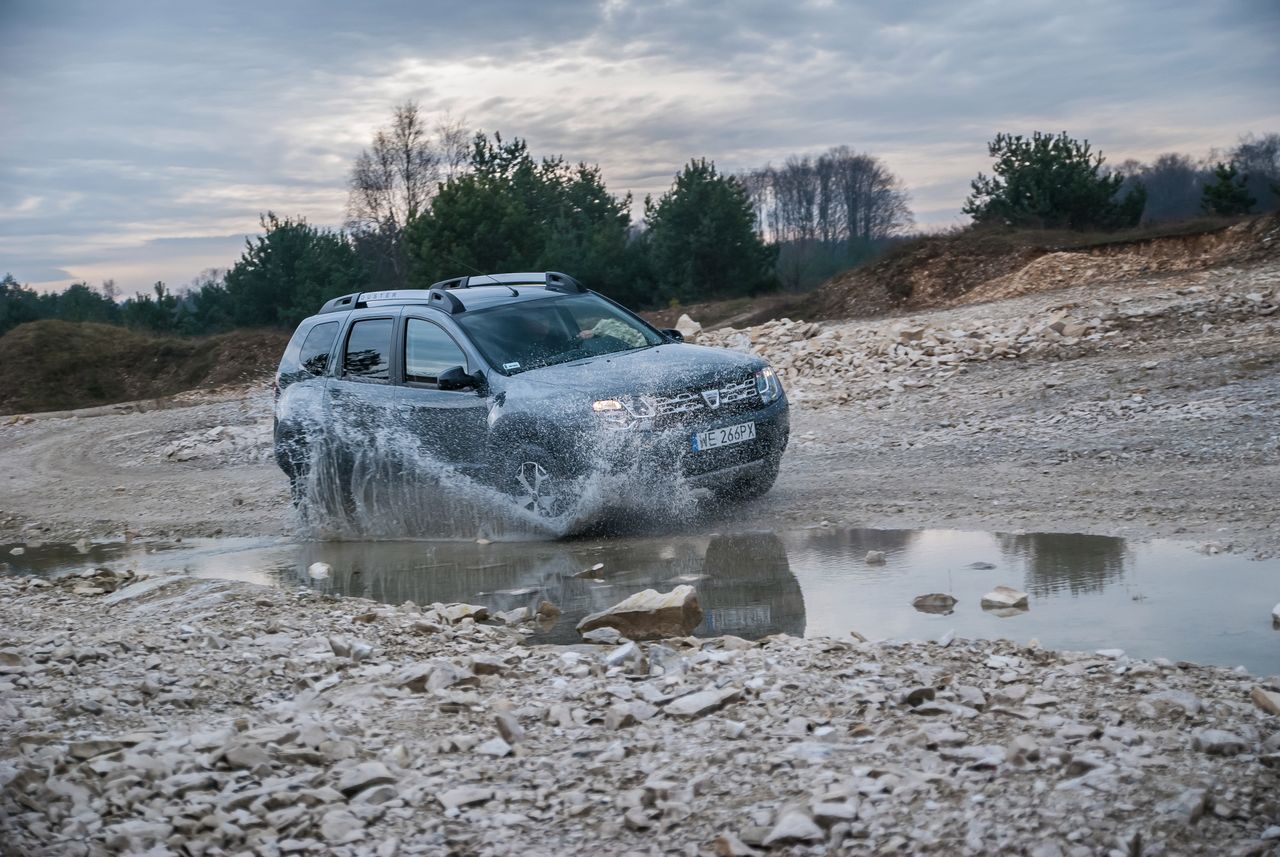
(597, 396, 790, 487)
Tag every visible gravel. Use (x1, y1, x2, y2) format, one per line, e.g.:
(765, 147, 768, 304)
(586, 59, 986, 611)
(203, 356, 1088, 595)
(2, 571, 1279, 855)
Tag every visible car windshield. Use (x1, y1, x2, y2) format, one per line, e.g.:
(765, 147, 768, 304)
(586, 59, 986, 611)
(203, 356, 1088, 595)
(456, 293, 664, 375)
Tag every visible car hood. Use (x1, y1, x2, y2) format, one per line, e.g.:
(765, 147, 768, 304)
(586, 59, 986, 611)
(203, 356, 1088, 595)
(512, 343, 765, 396)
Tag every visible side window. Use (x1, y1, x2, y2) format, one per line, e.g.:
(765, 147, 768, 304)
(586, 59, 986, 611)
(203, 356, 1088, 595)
(405, 318, 467, 384)
(343, 318, 393, 381)
(299, 321, 338, 376)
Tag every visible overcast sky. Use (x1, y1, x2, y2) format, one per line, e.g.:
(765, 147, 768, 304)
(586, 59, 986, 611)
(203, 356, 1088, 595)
(3, 0, 1278, 294)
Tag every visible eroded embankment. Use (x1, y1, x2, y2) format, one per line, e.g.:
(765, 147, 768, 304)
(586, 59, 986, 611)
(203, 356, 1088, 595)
(2, 571, 1279, 855)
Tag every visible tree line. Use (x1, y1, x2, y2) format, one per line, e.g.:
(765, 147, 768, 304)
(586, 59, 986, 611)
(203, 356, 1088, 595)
(4, 105, 1278, 339)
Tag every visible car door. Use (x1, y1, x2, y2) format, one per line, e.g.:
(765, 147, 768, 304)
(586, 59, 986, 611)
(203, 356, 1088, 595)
(396, 314, 490, 471)
(326, 312, 400, 479)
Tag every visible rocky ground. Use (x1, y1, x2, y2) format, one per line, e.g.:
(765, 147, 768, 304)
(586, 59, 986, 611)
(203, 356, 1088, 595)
(3, 570, 1280, 856)
(1, 256, 1279, 854)
(3, 259, 1276, 556)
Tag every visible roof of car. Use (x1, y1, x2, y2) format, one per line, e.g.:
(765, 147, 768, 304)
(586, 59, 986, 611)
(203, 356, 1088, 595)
(317, 271, 587, 316)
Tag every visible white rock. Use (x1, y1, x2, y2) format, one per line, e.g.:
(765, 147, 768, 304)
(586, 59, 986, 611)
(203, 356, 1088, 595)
(980, 585, 1029, 609)
(1192, 729, 1248, 756)
(437, 786, 493, 811)
(763, 811, 823, 845)
(665, 686, 741, 719)
(576, 585, 703, 641)
(864, 551, 886, 564)
(674, 313, 703, 340)
(307, 562, 331, 580)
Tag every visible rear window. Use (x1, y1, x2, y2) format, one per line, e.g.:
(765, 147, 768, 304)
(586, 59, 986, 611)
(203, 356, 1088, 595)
(299, 322, 338, 376)
(343, 318, 393, 380)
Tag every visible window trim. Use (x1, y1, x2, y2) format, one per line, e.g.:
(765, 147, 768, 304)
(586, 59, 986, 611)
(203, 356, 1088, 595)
(340, 315, 396, 385)
(401, 315, 473, 390)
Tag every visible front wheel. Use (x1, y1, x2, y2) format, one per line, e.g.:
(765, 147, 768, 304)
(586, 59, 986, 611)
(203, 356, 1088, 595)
(502, 444, 572, 517)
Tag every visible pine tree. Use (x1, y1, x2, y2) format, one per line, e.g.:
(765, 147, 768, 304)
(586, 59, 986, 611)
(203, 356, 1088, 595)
(1200, 162, 1256, 217)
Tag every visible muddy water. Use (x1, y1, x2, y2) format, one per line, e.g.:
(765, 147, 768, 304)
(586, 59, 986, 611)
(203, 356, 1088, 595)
(4, 528, 1277, 675)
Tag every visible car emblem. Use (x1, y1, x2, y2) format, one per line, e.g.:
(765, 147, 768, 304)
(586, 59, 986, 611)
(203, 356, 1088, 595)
(701, 389, 721, 409)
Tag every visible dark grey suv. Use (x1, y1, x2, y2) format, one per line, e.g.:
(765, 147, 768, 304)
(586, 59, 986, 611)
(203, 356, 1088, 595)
(273, 272, 789, 516)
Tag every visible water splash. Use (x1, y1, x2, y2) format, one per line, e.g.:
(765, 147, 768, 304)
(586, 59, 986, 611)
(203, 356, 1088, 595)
(279, 389, 701, 541)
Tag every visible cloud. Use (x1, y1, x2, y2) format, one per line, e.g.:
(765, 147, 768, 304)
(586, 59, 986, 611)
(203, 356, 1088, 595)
(2, 0, 1277, 292)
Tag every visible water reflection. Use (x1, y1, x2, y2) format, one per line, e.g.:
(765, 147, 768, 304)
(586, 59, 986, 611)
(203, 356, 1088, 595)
(293, 532, 804, 644)
(6, 527, 1278, 674)
(997, 533, 1129, 596)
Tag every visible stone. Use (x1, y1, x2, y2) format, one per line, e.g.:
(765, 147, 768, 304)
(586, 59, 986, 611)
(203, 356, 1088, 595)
(582, 627, 624, 645)
(665, 686, 742, 719)
(319, 808, 364, 844)
(1147, 689, 1203, 716)
(1192, 729, 1248, 756)
(494, 712, 525, 743)
(674, 313, 703, 340)
(712, 832, 762, 857)
(576, 585, 703, 641)
(475, 737, 511, 757)
(493, 607, 531, 625)
(1159, 788, 1211, 825)
(1251, 687, 1280, 716)
(980, 585, 1029, 609)
(337, 762, 395, 796)
(1274, 601, 1280, 627)
(864, 551, 886, 564)
(307, 562, 331, 580)
(437, 786, 493, 811)
(912, 593, 957, 614)
(763, 811, 823, 845)
(967, 561, 996, 569)
(440, 603, 489, 624)
(811, 802, 857, 826)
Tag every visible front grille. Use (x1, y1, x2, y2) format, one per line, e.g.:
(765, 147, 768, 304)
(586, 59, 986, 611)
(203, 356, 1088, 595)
(653, 375, 760, 426)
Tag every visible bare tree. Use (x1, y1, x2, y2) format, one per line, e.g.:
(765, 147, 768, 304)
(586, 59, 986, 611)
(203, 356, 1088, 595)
(346, 102, 470, 288)
(740, 146, 913, 288)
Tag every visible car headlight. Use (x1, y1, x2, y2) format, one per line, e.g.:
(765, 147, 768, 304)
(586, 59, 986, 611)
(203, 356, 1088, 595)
(592, 395, 656, 430)
(755, 365, 783, 404)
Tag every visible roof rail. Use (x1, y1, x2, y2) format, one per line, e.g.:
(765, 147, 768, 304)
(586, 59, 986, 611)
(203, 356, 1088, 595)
(318, 292, 360, 314)
(427, 271, 586, 293)
(427, 288, 465, 314)
(317, 272, 586, 315)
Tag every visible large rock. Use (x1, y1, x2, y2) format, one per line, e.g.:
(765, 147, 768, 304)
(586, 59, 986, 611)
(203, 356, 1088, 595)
(1251, 687, 1280, 717)
(980, 585, 1029, 609)
(674, 313, 703, 341)
(912, 593, 957, 615)
(664, 686, 742, 719)
(576, 585, 703, 641)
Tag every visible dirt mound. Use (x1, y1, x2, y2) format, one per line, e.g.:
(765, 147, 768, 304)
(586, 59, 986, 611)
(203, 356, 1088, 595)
(0, 321, 289, 415)
(806, 214, 1280, 321)
(963, 215, 1280, 304)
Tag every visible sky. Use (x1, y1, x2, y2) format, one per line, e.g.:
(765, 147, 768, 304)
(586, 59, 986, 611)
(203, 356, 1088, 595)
(2, 0, 1278, 294)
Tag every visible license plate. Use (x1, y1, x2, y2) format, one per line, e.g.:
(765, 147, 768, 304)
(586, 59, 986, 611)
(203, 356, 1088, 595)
(691, 421, 756, 452)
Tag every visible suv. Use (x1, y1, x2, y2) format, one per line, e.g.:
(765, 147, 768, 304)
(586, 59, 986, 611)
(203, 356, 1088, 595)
(273, 271, 789, 516)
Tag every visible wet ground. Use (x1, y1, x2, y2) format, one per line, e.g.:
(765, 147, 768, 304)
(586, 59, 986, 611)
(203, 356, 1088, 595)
(5, 526, 1277, 675)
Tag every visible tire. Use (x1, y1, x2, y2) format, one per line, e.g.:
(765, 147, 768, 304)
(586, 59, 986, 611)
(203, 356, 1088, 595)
(501, 443, 572, 517)
(714, 453, 781, 502)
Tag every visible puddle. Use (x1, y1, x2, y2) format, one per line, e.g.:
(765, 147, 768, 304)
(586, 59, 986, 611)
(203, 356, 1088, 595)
(4, 528, 1277, 675)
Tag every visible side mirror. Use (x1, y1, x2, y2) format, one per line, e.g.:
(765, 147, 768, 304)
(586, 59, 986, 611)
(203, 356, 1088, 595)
(661, 328, 684, 342)
(437, 365, 486, 393)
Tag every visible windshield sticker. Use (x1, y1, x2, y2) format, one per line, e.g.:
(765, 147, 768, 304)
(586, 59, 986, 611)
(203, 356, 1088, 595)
(503, 362, 521, 371)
